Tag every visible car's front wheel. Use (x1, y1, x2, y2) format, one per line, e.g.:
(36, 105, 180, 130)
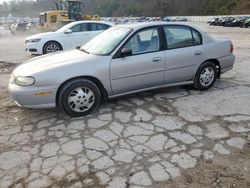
(193, 61, 217, 90)
(43, 41, 62, 54)
(58, 79, 101, 117)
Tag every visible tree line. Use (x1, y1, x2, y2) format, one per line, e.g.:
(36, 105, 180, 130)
(0, 0, 249, 17)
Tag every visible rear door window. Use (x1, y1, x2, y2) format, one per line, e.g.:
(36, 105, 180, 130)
(164, 25, 202, 49)
(90, 23, 110, 31)
(70, 23, 89, 33)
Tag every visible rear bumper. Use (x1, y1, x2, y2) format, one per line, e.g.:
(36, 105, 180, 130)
(8, 83, 58, 109)
(218, 54, 235, 74)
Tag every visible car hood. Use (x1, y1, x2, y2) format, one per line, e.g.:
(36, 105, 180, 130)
(25, 32, 57, 40)
(13, 50, 95, 76)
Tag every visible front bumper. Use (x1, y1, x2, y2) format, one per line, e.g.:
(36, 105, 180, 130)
(8, 83, 58, 109)
(25, 42, 43, 55)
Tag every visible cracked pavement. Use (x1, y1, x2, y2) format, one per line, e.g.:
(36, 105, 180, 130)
(0, 22, 250, 187)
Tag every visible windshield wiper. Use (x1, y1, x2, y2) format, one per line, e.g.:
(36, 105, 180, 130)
(80, 48, 90, 54)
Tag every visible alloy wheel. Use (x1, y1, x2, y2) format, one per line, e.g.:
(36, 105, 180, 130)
(45, 43, 60, 53)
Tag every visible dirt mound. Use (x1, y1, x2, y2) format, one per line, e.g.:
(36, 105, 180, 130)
(156, 145, 250, 188)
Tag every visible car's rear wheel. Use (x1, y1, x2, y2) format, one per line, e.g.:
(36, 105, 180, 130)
(43, 41, 62, 54)
(193, 61, 217, 90)
(58, 79, 101, 117)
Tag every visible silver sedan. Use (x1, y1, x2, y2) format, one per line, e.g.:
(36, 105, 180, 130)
(9, 22, 235, 117)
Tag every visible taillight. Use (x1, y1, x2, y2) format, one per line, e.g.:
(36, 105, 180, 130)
(230, 43, 234, 53)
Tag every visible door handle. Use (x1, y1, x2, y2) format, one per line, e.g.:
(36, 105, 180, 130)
(152, 57, 162, 62)
(195, 51, 202, 55)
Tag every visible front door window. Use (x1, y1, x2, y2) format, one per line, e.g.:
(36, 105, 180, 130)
(124, 28, 160, 55)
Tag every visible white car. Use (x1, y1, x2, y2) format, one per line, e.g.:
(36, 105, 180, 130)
(25, 21, 112, 55)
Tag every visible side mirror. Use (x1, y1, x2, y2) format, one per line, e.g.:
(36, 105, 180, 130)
(65, 29, 72, 34)
(120, 48, 132, 57)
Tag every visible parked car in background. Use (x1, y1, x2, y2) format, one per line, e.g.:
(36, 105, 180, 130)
(218, 17, 234, 26)
(225, 16, 245, 27)
(217, 17, 226, 26)
(176, 17, 188, 22)
(162, 17, 171, 22)
(9, 22, 235, 117)
(25, 21, 112, 54)
(241, 17, 250, 28)
(209, 18, 219, 26)
(237, 17, 248, 27)
(216, 17, 226, 26)
(11, 22, 28, 33)
(223, 17, 236, 27)
(26, 21, 38, 30)
(209, 16, 250, 28)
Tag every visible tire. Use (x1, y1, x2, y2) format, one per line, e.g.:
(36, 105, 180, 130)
(193, 61, 217, 90)
(58, 79, 101, 117)
(43, 41, 62, 54)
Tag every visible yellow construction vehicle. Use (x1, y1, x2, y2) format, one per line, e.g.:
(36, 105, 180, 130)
(39, 0, 99, 31)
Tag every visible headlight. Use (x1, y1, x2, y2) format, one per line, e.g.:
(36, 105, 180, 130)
(15, 76, 35, 86)
(26, 38, 41, 43)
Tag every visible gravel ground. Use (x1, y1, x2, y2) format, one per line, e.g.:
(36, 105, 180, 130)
(0, 22, 250, 188)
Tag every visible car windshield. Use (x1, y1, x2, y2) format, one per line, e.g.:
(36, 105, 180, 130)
(80, 27, 132, 55)
(55, 23, 74, 33)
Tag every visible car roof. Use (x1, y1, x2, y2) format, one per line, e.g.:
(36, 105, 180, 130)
(65, 20, 113, 27)
(115, 21, 198, 30)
